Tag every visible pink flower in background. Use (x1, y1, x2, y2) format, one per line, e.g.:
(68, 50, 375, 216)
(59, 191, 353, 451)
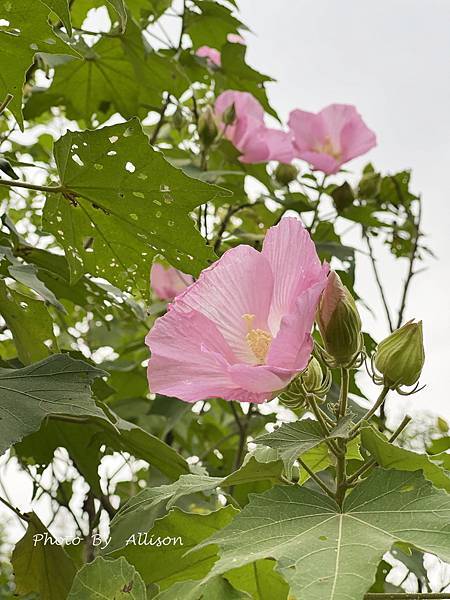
(227, 33, 246, 44)
(150, 264, 194, 301)
(195, 35, 245, 68)
(215, 90, 294, 163)
(288, 103, 377, 174)
(196, 46, 221, 67)
(146, 218, 328, 404)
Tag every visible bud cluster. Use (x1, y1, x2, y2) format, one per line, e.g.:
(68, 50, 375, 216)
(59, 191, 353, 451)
(279, 357, 331, 411)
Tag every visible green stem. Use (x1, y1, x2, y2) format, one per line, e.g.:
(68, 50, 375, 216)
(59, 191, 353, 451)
(0, 178, 63, 194)
(307, 396, 341, 456)
(349, 386, 390, 438)
(334, 368, 350, 507)
(298, 458, 335, 499)
(0, 94, 13, 116)
(307, 173, 327, 233)
(396, 200, 422, 330)
(338, 367, 349, 418)
(0, 494, 28, 522)
(364, 230, 394, 333)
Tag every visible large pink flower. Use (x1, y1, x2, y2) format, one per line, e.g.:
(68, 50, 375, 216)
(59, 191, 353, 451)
(288, 103, 377, 174)
(150, 264, 194, 301)
(146, 218, 328, 404)
(215, 90, 294, 164)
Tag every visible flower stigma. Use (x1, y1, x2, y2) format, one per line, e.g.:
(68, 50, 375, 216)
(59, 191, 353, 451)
(242, 314, 272, 364)
(314, 135, 341, 159)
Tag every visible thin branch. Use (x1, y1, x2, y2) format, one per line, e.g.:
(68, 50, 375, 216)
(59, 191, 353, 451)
(229, 403, 252, 471)
(396, 200, 422, 329)
(349, 386, 390, 438)
(364, 230, 394, 332)
(213, 203, 254, 253)
(0, 494, 28, 522)
(150, 94, 171, 145)
(0, 178, 63, 194)
(307, 173, 327, 233)
(298, 458, 335, 499)
(0, 94, 13, 117)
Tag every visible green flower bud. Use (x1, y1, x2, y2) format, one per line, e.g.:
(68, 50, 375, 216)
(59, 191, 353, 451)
(172, 107, 185, 131)
(301, 357, 323, 392)
(374, 320, 424, 389)
(317, 271, 362, 367)
(198, 106, 218, 148)
(274, 163, 298, 186)
(222, 102, 236, 126)
(198, 106, 218, 147)
(278, 374, 307, 411)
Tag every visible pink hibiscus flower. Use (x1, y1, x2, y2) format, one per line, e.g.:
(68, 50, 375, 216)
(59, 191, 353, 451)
(288, 103, 377, 174)
(196, 46, 222, 67)
(215, 90, 294, 164)
(146, 218, 328, 404)
(150, 264, 194, 301)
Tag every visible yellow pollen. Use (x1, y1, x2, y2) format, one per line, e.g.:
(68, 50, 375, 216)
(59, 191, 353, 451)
(242, 314, 272, 364)
(314, 136, 342, 160)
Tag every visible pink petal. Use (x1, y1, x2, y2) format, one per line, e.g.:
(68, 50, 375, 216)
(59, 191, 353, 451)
(267, 279, 327, 371)
(288, 109, 325, 152)
(196, 46, 221, 67)
(215, 91, 265, 148)
(172, 245, 274, 364)
(262, 129, 294, 163)
(319, 104, 359, 148)
(262, 217, 328, 334)
(150, 263, 193, 300)
(340, 116, 377, 163)
(230, 363, 294, 397)
(238, 129, 271, 163)
(146, 309, 238, 403)
(227, 33, 246, 44)
(295, 150, 340, 174)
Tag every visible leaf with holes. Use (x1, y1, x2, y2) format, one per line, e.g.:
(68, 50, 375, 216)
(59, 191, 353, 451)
(67, 556, 146, 599)
(43, 120, 220, 292)
(40, 0, 72, 35)
(197, 469, 450, 600)
(0, 0, 75, 127)
(0, 353, 105, 455)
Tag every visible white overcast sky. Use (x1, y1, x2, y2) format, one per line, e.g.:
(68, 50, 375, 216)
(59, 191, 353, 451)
(239, 0, 450, 420)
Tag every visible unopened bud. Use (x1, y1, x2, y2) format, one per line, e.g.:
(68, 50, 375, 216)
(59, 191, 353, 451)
(374, 320, 424, 389)
(301, 357, 323, 393)
(222, 102, 236, 126)
(198, 106, 218, 147)
(172, 107, 185, 131)
(274, 163, 298, 186)
(317, 271, 362, 367)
